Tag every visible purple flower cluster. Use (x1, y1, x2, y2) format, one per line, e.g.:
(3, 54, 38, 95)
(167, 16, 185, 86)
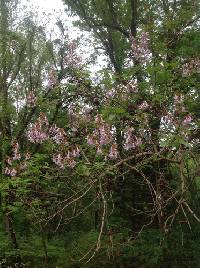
(27, 113, 68, 145)
(27, 91, 37, 107)
(25, 153, 31, 160)
(138, 101, 150, 110)
(124, 127, 142, 150)
(182, 58, 200, 76)
(86, 114, 119, 159)
(162, 114, 173, 125)
(52, 153, 65, 169)
(130, 32, 151, 64)
(26, 113, 82, 169)
(5, 167, 17, 177)
(4, 141, 32, 177)
(87, 115, 112, 146)
(12, 141, 21, 160)
(63, 42, 82, 69)
(173, 94, 187, 114)
(27, 113, 49, 144)
(182, 115, 192, 126)
(109, 143, 118, 159)
(49, 124, 67, 144)
(52, 146, 80, 169)
(106, 88, 116, 98)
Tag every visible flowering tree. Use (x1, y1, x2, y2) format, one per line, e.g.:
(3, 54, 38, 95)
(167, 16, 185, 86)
(1, 0, 200, 266)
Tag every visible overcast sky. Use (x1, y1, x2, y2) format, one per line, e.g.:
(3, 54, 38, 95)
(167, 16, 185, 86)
(20, 0, 106, 75)
(21, 0, 72, 35)
(24, 0, 65, 13)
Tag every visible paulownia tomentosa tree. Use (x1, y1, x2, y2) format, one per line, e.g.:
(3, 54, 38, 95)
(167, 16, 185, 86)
(59, 0, 200, 264)
(0, 0, 99, 265)
(1, 0, 200, 266)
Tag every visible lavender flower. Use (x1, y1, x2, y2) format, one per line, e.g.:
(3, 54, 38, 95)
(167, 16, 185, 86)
(27, 113, 49, 144)
(27, 91, 37, 107)
(109, 143, 118, 159)
(182, 58, 200, 76)
(130, 31, 151, 64)
(12, 141, 21, 160)
(49, 124, 66, 144)
(138, 101, 150, 110)
(124, 127, 142, 150)
(6, 157, 12, 166)
(53, 153, 64, 169)
(25, 153, 31, 161)
(182, 115, 192, 126)
(71, 147, 80, 157)
(67, 159, 76, 168)
(5, 167, 17, 177)
(87, 134, 95, 146)
(96, 146, 103, 155)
